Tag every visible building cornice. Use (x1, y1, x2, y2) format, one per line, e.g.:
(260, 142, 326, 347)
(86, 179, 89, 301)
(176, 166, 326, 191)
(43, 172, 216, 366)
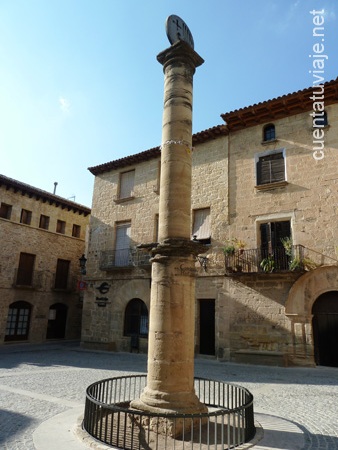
(89, 125, 228, 175)
(0, 174, 91, 216)
(221, 77, 338, 131)
(89, 78, 338, 175)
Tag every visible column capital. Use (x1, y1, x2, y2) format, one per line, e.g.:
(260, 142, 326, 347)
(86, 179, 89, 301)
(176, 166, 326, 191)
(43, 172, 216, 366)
(157, 41, 204, 72)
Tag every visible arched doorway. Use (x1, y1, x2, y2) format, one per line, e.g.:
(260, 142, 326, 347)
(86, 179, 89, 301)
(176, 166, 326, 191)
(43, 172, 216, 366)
(5, 301, 32, 341)
(46, 303, 68, 339)
(124, 299, 149, 337)
(312, 291, 338, 367)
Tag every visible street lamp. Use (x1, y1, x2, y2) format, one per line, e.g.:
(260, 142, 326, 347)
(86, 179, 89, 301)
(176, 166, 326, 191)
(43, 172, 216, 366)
(79, 254, 87, 275)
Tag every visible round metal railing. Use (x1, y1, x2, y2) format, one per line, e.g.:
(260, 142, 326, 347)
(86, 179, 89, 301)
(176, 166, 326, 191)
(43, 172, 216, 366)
(83, 375, 255, 449)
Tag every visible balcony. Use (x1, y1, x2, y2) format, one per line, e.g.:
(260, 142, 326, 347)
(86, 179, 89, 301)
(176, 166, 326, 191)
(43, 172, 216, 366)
(100, 248, 151, 270)
(224, 245, 337, 275)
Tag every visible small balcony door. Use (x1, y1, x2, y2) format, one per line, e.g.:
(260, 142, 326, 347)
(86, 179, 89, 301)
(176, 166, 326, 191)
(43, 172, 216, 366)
(16, 253, 35, 286)
(260, 221, 291, 270)
(115, 222, 131, 266)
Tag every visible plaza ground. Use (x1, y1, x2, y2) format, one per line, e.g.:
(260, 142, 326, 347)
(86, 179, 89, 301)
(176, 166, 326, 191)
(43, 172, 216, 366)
(0, 341, 337, 449)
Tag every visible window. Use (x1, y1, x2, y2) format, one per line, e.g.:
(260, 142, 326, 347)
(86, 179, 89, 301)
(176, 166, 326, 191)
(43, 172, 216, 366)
(115, 222, 131, 266)
(72, 224, 81, 238)
(56, 220, 66, 234)
(154, 214, 159, 242)
(16, 253, 35, 286)
(54, 259, 70, 289)
(0, 203, 12, 219)
(20, 209, 32, 225)
(313, 111, 328, 127)
(154, 161, 161, 194)
(39, 215, 50, 230)
(260, 220, 291, 270)
(124, 299, 149, 337)
(192, 208, 211, 244)
(263, 124, 276, 141)
(256, 150, 285, 186)
(119, 170, 135, 199)
(5, 301, 32, 341)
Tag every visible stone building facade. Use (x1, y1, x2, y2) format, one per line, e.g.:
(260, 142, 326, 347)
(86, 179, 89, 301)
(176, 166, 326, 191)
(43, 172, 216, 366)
(0, 175, 90, 344)
(82, 78, 338, 367)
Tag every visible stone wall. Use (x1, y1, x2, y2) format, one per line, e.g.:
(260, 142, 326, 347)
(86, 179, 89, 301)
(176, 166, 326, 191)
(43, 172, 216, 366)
(83, 102, 338, 366)
(0, 182, 89, 344)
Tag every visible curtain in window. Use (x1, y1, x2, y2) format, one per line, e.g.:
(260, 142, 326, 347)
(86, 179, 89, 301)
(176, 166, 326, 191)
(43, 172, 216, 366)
(120, 170, 135, 199)
(115, 223, 131, 266)
(193, 208, 210, 240)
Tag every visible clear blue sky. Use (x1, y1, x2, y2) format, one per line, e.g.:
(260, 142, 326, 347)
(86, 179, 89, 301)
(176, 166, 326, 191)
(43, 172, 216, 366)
(1, 0, 337, 207)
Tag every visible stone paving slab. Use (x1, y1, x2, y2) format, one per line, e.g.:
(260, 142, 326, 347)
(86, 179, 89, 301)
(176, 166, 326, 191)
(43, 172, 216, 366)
(0, 342, 338, 449)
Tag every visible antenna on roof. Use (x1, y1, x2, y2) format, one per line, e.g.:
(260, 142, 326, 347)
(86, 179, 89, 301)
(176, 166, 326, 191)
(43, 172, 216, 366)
(53, 182, 58, 195)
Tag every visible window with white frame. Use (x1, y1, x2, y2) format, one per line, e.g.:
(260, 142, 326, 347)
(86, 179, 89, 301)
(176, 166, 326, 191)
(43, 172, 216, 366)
(192, 208, 211, 244)
(255, 149, 286, 186)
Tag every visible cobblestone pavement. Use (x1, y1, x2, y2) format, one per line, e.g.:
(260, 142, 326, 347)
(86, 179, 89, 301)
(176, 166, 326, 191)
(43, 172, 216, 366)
(0, 342, 337, 449)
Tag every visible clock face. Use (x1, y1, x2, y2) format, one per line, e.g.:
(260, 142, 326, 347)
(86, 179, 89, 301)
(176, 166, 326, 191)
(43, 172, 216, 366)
(165, 15, 194, 49)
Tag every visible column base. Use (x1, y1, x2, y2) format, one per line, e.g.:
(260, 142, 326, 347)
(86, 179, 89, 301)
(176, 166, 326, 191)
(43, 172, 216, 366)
(130, 388, 208, 415)
(130, 388, 208, 438)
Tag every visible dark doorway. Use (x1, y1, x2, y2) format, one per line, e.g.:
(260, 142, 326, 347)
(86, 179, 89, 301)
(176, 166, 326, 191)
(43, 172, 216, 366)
(260, 220, 291, 270)
(124, 299, 149, 338)
(47, 303, 68, 339)
(199, 299, 215, 356)
(312, 291, 338, 367)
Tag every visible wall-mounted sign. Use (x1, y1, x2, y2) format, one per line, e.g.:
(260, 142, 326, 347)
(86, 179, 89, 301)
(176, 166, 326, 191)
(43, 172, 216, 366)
(96, 282, 110, 294)
(78, 280, 87, 291)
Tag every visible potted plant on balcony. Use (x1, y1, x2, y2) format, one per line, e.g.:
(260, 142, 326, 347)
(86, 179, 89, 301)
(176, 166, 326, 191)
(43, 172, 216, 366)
(223, 241, 236, 273)
(288, 256, 303, 271)
(233, 238, 247, 254)
(281, 237, 293, 257)
(260, 255, 275, 273)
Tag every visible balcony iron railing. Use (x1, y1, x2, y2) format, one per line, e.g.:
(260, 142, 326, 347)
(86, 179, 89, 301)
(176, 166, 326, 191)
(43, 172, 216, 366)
(100, 248, 151, 270)
(225, 245, 337, 275)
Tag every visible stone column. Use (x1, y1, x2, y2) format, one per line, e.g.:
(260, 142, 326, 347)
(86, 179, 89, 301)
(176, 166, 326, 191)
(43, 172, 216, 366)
(131, 41, 206, 415)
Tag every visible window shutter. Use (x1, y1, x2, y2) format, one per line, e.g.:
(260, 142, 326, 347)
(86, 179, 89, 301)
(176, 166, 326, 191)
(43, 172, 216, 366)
(17, 253, 35, 285)
(274, 221, 291, 248)
(260, 223, 271, 255)
(257, 152, 285, 185)
(55, 259, 70, 289)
